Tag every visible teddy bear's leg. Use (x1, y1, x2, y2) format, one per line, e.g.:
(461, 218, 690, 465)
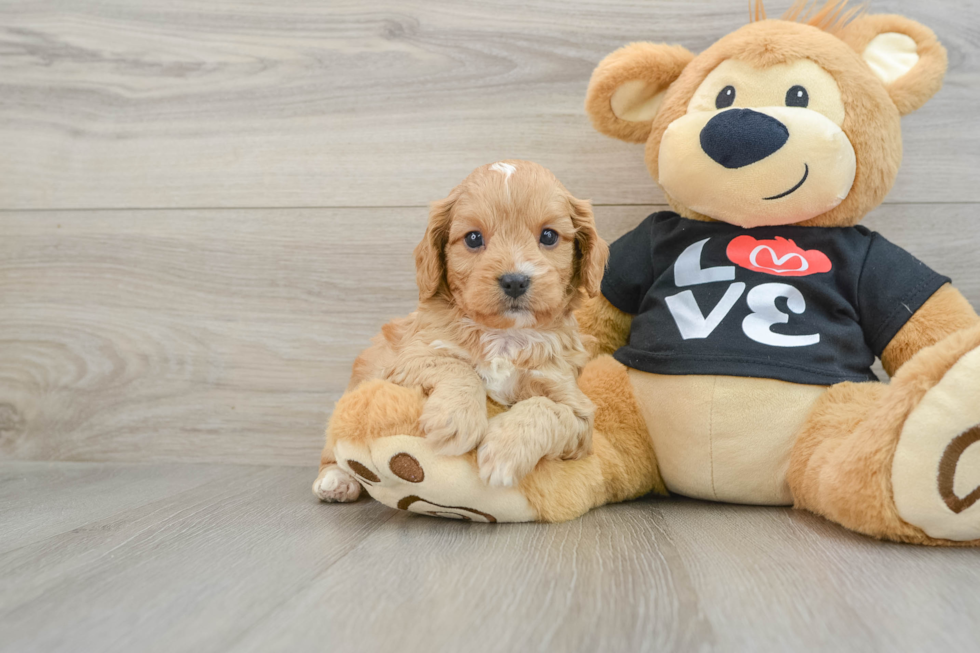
(520, 355, 665, 522)
(788, 324, 980, 545)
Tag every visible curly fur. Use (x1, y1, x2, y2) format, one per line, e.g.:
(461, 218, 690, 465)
(321, 161, 609, 489)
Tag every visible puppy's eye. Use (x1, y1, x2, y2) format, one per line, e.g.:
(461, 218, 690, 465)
(539, 228, 559, 247)
(715, 85, 736, 109)
(786, 85, 809, 108)
(464, 231, 484, 249)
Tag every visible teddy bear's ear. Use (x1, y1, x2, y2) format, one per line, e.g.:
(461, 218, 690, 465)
(585, 42, 695, 143)
(839, 14, 948, 116)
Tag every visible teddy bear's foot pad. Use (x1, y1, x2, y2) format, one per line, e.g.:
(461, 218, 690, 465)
(334, 434, 537, 522)
(892, 345, 980, 541)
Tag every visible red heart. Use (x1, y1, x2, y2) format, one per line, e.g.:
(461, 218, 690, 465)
(726, 235, 832, 277)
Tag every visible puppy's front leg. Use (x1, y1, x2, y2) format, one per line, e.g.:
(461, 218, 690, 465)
(541, 379, 596, 461)
(478, 395, 593, 487)
(418, 373, 488, 455)
(386, 345, 489, 455)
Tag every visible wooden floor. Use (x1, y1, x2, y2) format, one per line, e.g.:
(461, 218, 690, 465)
(2, 0, 980, 651)
(2, 461, 979, 653)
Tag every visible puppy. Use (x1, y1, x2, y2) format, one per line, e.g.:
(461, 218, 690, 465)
(314, 160, 609, 501)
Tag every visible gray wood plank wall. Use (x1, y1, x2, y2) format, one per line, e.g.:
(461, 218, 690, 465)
(2, 0, 979, 466)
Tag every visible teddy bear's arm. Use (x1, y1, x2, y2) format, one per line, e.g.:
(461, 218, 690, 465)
(576, 294, 634, 357)
(880, 284, 980, 376)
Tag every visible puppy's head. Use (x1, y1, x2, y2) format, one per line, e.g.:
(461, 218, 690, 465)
(415, 160, 608, 329)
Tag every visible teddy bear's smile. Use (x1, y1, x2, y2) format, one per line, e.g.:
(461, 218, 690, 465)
(763, 163, 809, 200)
(656, 58, 857, 229)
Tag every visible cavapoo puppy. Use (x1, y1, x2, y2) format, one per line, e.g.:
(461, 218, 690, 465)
(314, 160, 609, 502)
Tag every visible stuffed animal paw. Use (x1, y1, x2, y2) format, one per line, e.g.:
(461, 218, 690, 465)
(327, 379, 536, 522)
(891, 335, 980, 541)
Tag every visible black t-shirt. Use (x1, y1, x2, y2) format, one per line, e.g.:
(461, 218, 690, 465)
(601, 212, 949, 385)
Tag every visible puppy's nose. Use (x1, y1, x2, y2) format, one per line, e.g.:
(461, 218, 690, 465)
(700, 108, 789, 169)
(498, 274, 530, 299)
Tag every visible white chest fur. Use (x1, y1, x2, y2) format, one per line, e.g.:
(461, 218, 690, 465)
(435, 322, 572, 406)
(476, 357, 521, 405)
(475, 327, 555, 405)
(479, 325, 562, 360)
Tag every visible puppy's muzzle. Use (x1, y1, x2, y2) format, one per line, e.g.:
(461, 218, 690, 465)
(498, 274, 530, 299)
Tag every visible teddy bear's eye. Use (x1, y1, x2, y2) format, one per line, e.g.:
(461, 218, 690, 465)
(786, 85, 809, 108)
(715, 85, 736, 109)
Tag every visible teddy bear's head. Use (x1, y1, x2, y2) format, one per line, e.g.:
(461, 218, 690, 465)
(586, 0, 947, 228)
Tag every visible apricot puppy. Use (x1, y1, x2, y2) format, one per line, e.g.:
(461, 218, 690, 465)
(314, 160, 609, 500)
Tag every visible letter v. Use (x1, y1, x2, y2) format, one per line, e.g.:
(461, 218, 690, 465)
(665, 283, 746, 340)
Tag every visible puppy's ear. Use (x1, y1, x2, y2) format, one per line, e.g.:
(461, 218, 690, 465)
(569, 197, 609, 298)
(414, 193, 455, 300)
(839, 14, 948, 116)
(585, 42, 694, 144)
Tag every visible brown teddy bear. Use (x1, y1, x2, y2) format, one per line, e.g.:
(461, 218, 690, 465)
(320, 0, 980, 544)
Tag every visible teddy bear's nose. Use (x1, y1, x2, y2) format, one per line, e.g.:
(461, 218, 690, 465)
(700, 108, 790, 169)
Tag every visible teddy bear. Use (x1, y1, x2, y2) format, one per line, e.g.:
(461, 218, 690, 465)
(320, 0, 980, 545)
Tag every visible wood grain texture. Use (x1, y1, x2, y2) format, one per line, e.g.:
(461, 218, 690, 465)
(2, 2, 979, 649)
(1, 0, 979, 209)
(2, 204, 978, 465)
(1, 462, 977, 653)
(0, 461, 243, 554)
(0, 462, 396, 653)
(239, 498, 980, 652)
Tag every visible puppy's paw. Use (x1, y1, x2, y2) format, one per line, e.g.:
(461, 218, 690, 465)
(560, 428, 593, 461)
(313, 465, 362, 503)
(419, 391, 488, 456)
(477, 424, 542, 488)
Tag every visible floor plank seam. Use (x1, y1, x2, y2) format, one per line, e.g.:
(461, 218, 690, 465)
(0, 201, 975, 213)
(0, 465, 272, 558)
(219, 506, 402, 650)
